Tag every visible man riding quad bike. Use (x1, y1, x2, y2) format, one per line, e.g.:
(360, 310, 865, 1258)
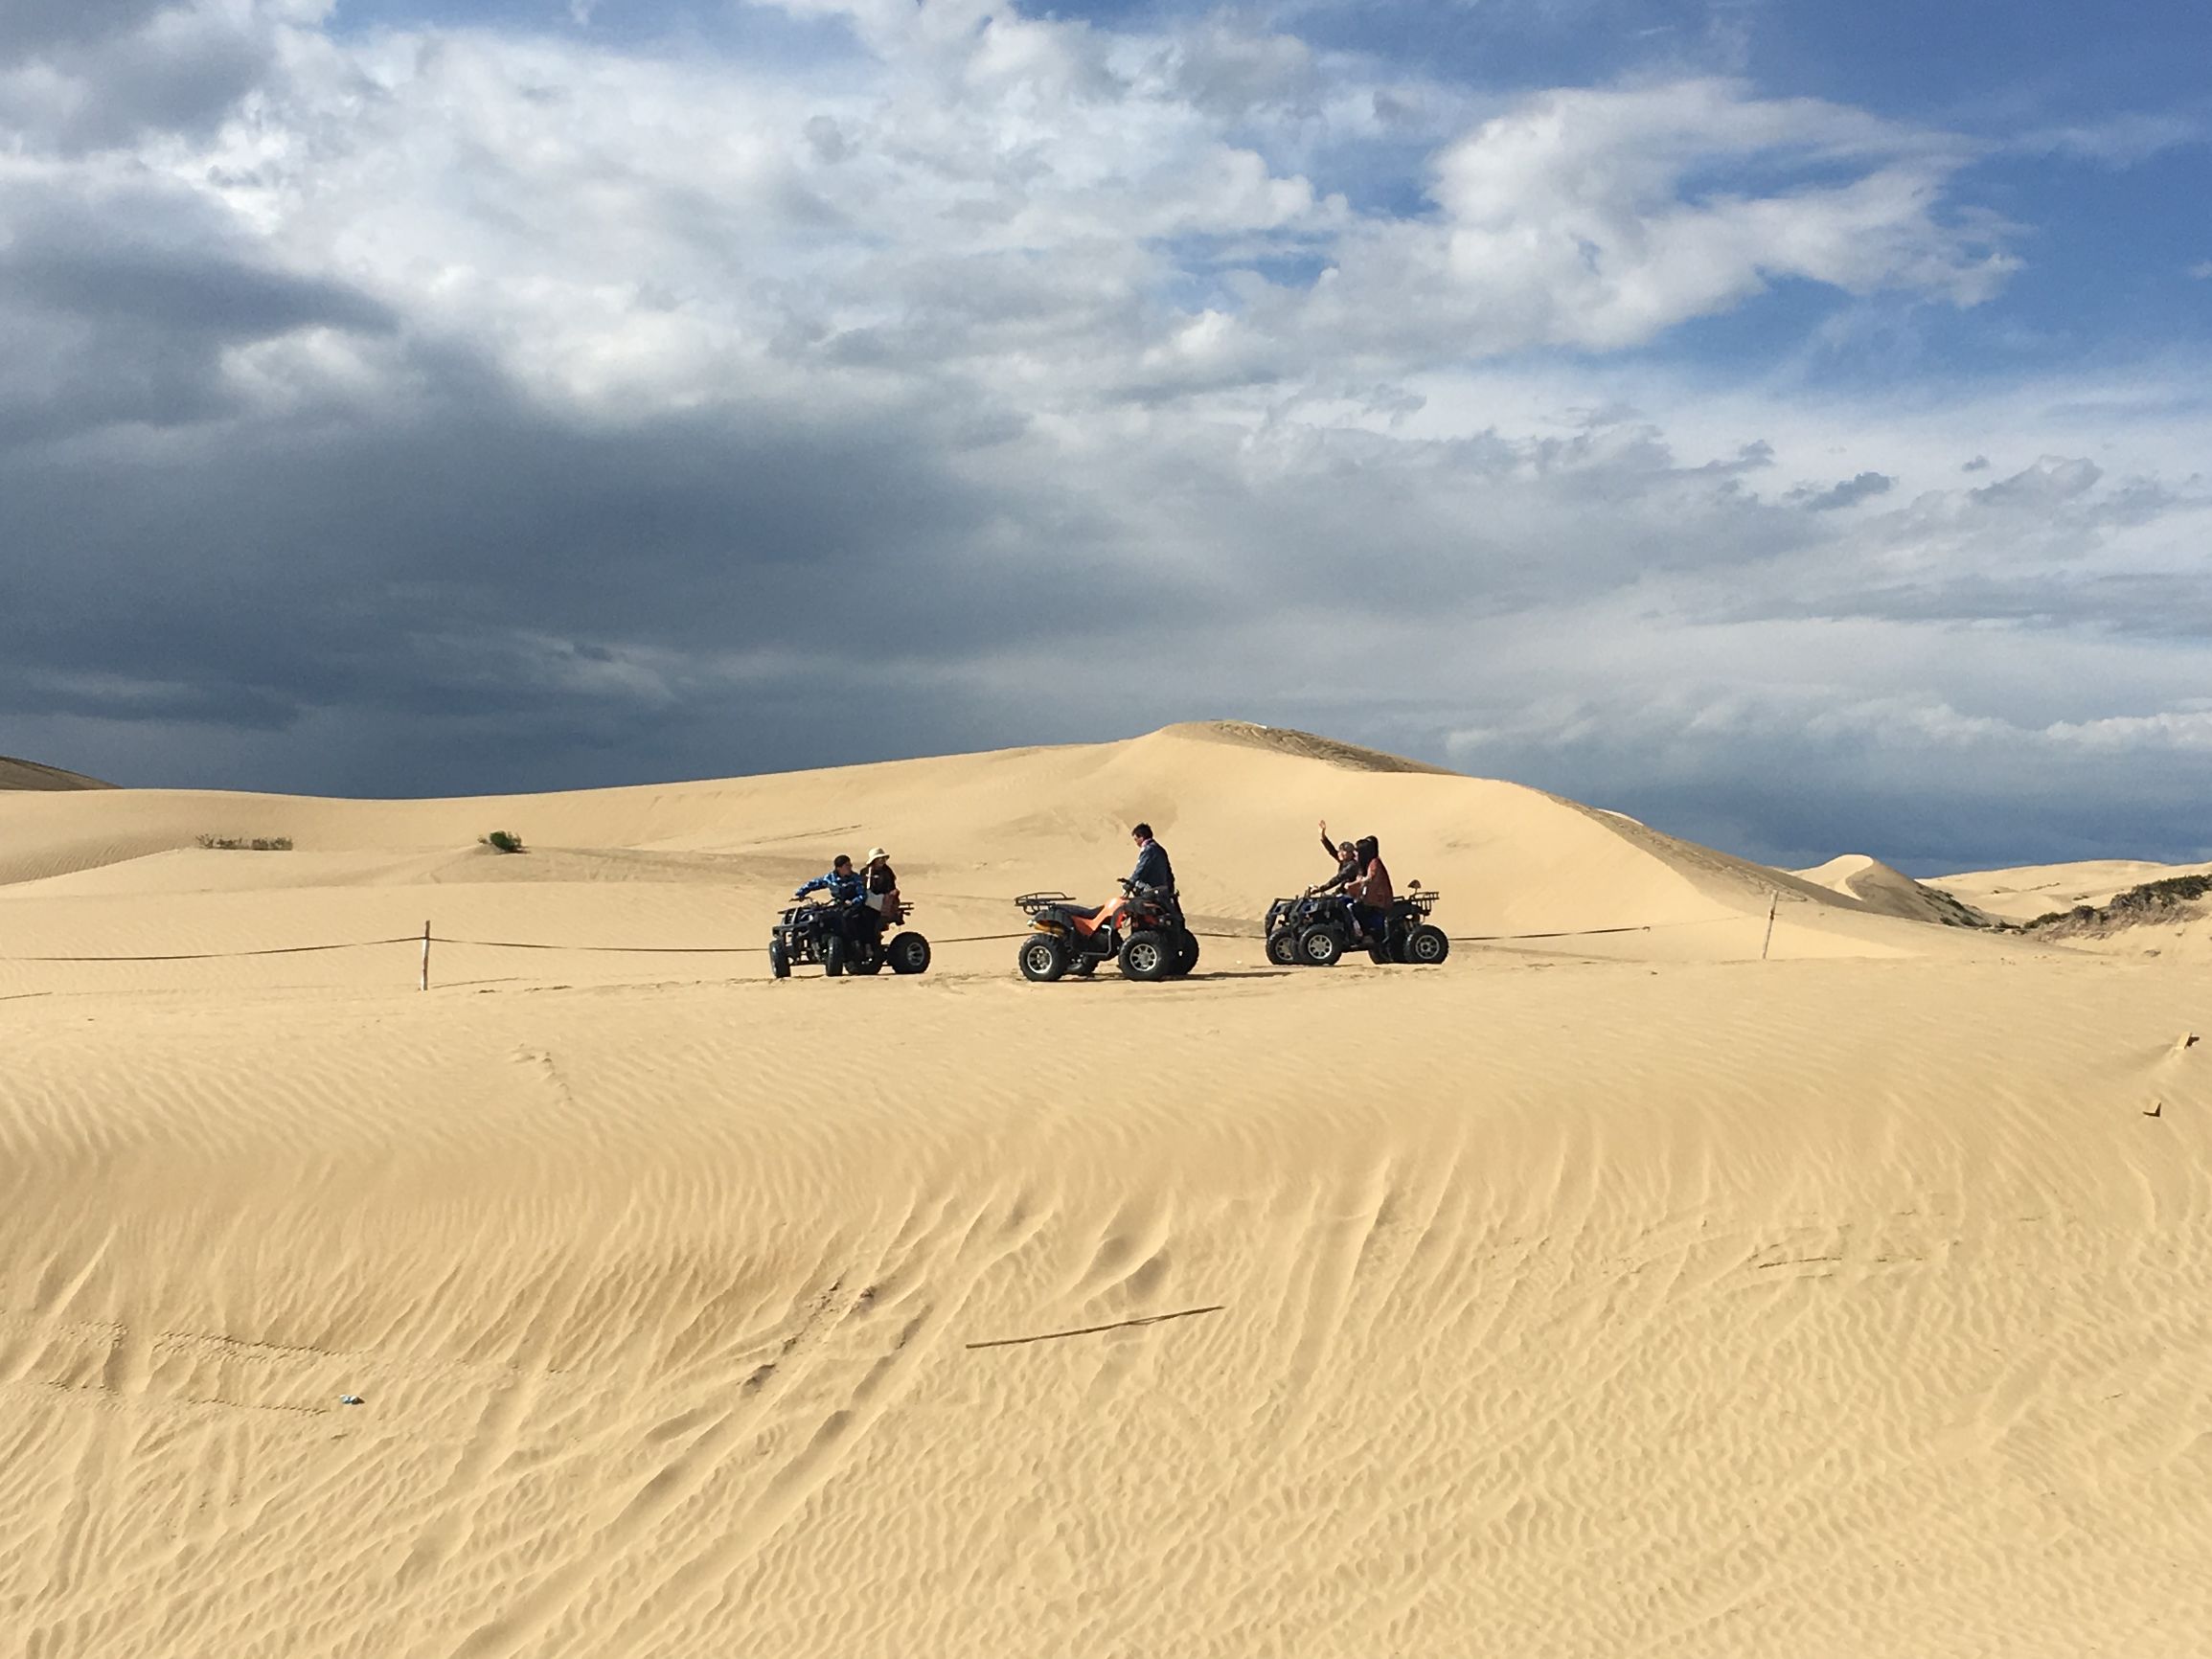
(1014, 877, 1199, 982)
(1265, 885, 1448, 967)
(769, 894, 931, 979)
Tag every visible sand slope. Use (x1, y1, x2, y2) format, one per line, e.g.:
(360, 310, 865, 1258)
(6, 962, 2210, 1656)
(1938, 857, 2212, 925)
(0, 755, 112, 792)
(1937, 857, 2212, 964)
(1794, 853, 2001, 929)
(7, 726, 2210, 1656)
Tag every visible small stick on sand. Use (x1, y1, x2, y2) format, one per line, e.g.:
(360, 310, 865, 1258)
(966, 1305, 1224, 1351)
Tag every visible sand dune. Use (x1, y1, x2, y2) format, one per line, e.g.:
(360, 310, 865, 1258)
(1793, 852, 2000, 929)
(7, 726, 2211, 1656)
(0, 722, 2013, 998)
(1938, 856, 2212, 924)
(0, 755, 112, 792)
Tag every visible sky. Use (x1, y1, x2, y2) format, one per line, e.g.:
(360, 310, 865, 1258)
(2, 0, 2207, 873)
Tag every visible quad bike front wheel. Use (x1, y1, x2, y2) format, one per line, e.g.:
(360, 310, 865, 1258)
(768, 938, 790, 980)
(1406, 924, 1449, 965)
(1299, 924, 1346, 967)
(823, 934, 848, 978)
(1266, 928, 1299, 966)
(888, 931, 931, 974)
(1017, 934, 1069, 983)
(1170, 929, 1199, 976)
(1120, 928, 1173, 982)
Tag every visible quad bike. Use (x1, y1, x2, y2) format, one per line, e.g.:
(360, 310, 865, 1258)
(1264, 884, 1448, 968)
(1014, 878, 1199, 983)
(769, 896, 931, 979)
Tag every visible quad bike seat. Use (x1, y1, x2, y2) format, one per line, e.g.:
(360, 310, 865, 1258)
(1062, 902, 1104, 920)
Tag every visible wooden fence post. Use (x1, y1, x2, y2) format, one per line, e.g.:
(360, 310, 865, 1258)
(421, 920, 431, 991)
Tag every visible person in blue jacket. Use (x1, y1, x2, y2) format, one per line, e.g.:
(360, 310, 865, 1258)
(1128, 823, 1174, 892)
(794, 853, 865, 906)
(794, 853, 871, 948)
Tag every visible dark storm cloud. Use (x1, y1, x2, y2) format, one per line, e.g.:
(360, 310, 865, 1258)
(0, 347, 1202, 791)
(0, 0, 171, 57)
(1460, 707, 2212, 874)
(0, 0, 274, 150)
(0, 176, 396, 442)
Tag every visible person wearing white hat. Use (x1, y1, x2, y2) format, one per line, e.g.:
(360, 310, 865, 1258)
(858, 848, 901, 941)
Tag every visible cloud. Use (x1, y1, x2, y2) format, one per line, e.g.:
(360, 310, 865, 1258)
(1286, 78, 2014, 359)
(1969, 456, 2101, 509)
(0, 1, 2204, 872)
(0, 0, 293, 150)
(1791, 470, 1892, 511)
(0, 0, 176, 56)
(2018, 111, 2205, 167)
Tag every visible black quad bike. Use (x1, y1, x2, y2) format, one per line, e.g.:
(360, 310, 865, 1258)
(1264, 886, 1449, 968)
(1014, 878, 1199, 983)
(769, 897, 932, 979)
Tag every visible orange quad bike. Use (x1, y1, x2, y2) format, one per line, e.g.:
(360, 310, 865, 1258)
(1014, 878, 1199, 983)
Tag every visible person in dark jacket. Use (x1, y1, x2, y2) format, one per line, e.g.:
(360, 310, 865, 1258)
(1316, 819, 1361, 892)
(1128, 823, 1174, 892)
(1345, 834, 1393, 944)
(855, 847, 899, 945)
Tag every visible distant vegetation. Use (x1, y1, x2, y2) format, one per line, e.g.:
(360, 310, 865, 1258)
(194, 834, 293, 851)
(481, 830, 526, 853)
(2026, 873, 2212, 934)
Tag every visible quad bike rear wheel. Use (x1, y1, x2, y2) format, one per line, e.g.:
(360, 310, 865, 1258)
(1368, 943, 1393, 966)
(888, 931, 931, 975)
(1299, 924, 1346, 967)
(1406, 924, 1449, 965)
(1120, 928, 1173, 981)
(769, 938, 790, 980)
(1017, 934, 1069, 983)
(1170, 929, 1199, 976)
(1266, 928, 1299, 966)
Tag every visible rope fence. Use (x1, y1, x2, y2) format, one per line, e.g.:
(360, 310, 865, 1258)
(0, 914, 1767, 983)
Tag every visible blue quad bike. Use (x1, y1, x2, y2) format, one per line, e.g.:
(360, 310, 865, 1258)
(1264, 886, 1448, 968)
(769, 897, 931, 979)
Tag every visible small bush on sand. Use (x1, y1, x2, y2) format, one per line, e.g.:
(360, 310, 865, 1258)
(482, 830, 526, 853)
(195, 834, 293, 851)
